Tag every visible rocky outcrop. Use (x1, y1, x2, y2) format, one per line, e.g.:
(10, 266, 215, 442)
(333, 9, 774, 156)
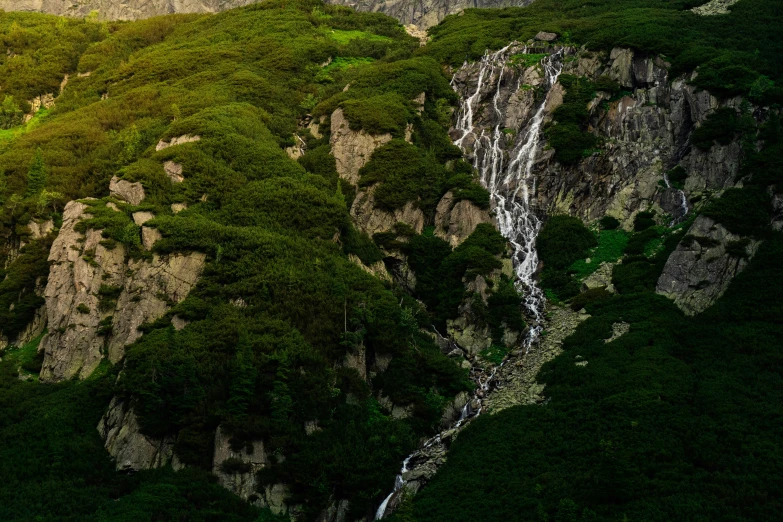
(0, 0, 257, 20)
(107, 251, 206, 363)
(325, 0, 532, 28)
(656, 215, 760, 315)
(98, 397, 179, 471)
(691, 0, 740, 16)
(212, 425, 269, 502)
(1, 0, 528, 27)
(109, 176, 146, 206)
(330, 108, 392, 185)
(450, 44, 748, 229)
(156, 134, 201, 151)
(39, 200, 205, 381)
(434, 191, 492, 247)
(350, 185, 425, 237)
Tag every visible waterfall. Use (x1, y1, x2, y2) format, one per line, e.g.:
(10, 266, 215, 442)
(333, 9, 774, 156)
(454, 45, 563, 349)
(663, 172, 689, 226)
(374, 45, 564, 521)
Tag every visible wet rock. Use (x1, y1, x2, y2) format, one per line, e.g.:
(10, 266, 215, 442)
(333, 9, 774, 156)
(446, 315, 491, 356)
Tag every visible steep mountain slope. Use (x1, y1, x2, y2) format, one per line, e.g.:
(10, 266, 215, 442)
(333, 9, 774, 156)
(0, 1, 781, 521)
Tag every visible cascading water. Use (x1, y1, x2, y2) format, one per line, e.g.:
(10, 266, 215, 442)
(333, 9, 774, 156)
(375, 45, 564, 520)
(663, 172, 689, 225)
(454, 45, 563, 349)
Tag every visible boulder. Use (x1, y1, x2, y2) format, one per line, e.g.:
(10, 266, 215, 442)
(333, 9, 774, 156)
(656, 216, 760, 315)
(109, 176, 145, 205)
(534, 31, 558, 42)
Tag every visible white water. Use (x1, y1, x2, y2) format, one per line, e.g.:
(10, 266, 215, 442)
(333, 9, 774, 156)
(663, 172, 689, 225)
(375, 46, 564, 521)
(454, 46, 563, 350)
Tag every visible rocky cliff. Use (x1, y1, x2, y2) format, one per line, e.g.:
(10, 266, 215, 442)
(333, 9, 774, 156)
(0, 0, 527, 26)
(39, 196, 205, 382)
(449, 40, 758, 315)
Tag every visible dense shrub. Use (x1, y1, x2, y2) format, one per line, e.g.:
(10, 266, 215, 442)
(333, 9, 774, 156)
(702, 187, 772, 236)
(537, 215, 596, 270)
(425, 0, 783, 104)
(692, 107, 740, 150)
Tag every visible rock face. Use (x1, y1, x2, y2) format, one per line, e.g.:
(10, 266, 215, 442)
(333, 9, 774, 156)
(330, 108, 392, 185)
(434, 191, 492, 247)
(691, 0, 741, 16)
(0, 0, 528, 27)
(350, 185, 425, 237)
(0, 0, 258, 20)
(325, 0, 532, 28)
(450, 44, 747, 229)
(656, 216, 760, 315)
(39, 200, 205, 381)
(98, 397, 179, 471)
(212, 426, 269, 502)
(109, 176, 146, 206)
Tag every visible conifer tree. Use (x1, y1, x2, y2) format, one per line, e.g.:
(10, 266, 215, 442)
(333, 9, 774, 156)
(25, 148, 47, 196)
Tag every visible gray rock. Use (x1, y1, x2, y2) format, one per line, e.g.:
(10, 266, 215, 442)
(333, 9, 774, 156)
(163, 161, 184, 183)
(329, 108, 392, 185)
(534, 31, 558, 42)
(109, 176, 145, 206)
(434, 191, 492, 247)
(656, 216, 760, 315)
(132, 211, 154, 226)
(212, 425, 268, 501)
(0, 0, 526, 27)
(40, 200, 205, 381)
(349, 184, 425, 237)
(156, 134, 201, 151)
(98, 397, 178, 471)
(691, 0, 740, 16)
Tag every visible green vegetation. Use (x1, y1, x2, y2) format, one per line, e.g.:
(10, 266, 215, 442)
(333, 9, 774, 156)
(396, 97, 783, 522)
(537, 215, 597, 298)
(544, 75, 599, 164)
(0, 358, 276, 521)
(399, 240, 783, 520)
(0, 0, 781, 520)
(0, 2, 477, 520)
(569, 228, 629, 280)
(424, 0, 783, 104)
(404, 224, 508, 328)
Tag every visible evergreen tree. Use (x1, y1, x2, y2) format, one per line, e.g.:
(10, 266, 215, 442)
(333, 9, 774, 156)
(25, 148, 47, 196)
